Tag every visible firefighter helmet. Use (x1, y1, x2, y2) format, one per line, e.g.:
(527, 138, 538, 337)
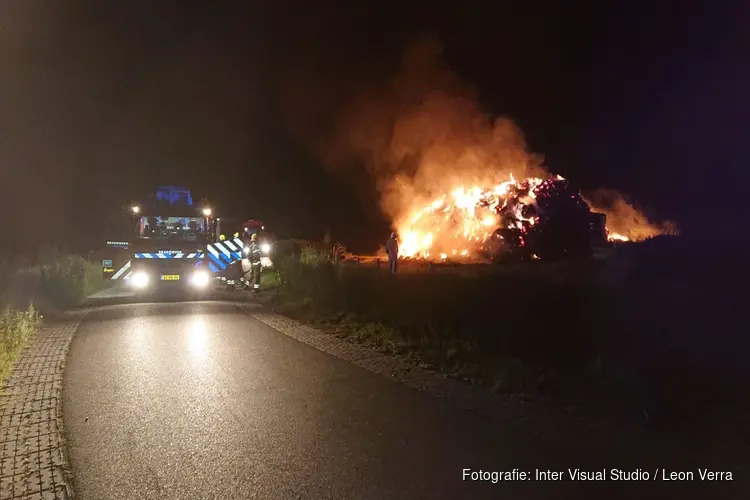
(251, 233, 258, 241)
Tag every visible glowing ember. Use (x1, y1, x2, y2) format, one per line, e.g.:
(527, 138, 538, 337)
(396, 174, 540, 259)
(395, 173, 667, 260)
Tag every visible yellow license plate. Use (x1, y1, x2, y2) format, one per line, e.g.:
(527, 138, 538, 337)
(160, 274, 180, 281)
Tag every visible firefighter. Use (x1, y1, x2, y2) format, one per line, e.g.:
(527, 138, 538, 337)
(385, 232, 399, 274)
(248, 233, 262, 291)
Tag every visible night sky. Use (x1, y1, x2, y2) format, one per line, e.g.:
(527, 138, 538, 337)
(0, 0, 747, 256)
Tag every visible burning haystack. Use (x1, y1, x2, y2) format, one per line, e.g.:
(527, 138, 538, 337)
(492, 176, 603, 261)
(398, 173, 622, 262)
(282, 35, 676, 261)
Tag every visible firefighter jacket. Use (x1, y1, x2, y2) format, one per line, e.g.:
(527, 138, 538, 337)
(248, 242, 262, 265)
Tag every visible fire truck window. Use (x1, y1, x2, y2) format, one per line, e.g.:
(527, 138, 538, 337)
(137, 216, 204, 240)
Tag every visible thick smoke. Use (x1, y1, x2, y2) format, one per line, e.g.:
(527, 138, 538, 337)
(281, 35, 674, 243)
(282, 35, 545, 227)
(584, 188, 678, 240)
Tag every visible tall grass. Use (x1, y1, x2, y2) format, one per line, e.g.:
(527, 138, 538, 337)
(0, 247, 103, 384)
(265, 241, 618, 396)
(38, 246, 103, 308)
(0, 304, 41, 383)
(263, 237, 748, 427)
(0, 258, 39, 384)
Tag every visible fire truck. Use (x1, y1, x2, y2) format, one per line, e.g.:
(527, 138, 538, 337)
(102, 186, 272, 294)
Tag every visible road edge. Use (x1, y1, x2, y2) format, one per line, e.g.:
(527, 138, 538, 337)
(237, 302, 729, 479)
(0, 310, 87, 499)
(237, 302, 620, 439)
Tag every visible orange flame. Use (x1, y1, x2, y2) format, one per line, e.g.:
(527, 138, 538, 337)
(607, 232, 630, 242)
(280, 37, 676, 257)
(396, 174, 541, 259)
(584, 188, 678, 243)
(395, 174, 672, 260)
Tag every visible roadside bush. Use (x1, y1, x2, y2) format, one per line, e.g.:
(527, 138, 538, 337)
(38, 247, 103, 308)
(263, 236, 748, 434)
(0, 304, 41, 383)
(268, 239, 301, 267)
(269, 242, 747, 419)
(299, 243, 333, 265)
(269, 246, 617, 395)
(275, 250, 340, 311)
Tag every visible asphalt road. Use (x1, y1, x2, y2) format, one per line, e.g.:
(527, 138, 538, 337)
(63, 300, 741, 500)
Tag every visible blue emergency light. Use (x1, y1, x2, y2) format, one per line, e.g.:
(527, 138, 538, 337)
(155, 186, 193, 206)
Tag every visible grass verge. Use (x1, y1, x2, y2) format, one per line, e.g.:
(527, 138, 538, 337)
(259, 239, 748, 431)
(0, 304, 42, 383)
(0, 249, 102, 384)
(260, 245, 617, 397)
(38, 248, 104, 308)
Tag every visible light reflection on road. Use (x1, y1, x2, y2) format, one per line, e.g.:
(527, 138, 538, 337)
(126, 316, 149, 355)
(187, 317, 208, 360)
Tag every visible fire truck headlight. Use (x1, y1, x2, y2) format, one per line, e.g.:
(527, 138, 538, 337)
(131, 271, 149, 289)
(261, 243, 271, 254)
(191, 270, 210, 288)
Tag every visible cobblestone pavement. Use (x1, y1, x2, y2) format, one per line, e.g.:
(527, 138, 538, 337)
(0, 313, 86, 500)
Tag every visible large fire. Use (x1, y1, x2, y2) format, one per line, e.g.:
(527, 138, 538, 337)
(281, 36, 676, 259)
(396, 173, 667, 260)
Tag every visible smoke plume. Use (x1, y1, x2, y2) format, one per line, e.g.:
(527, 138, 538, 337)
(281, 34, 674, 243)
(282, 35, 544, 224)
(584, 188, 678, 240)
